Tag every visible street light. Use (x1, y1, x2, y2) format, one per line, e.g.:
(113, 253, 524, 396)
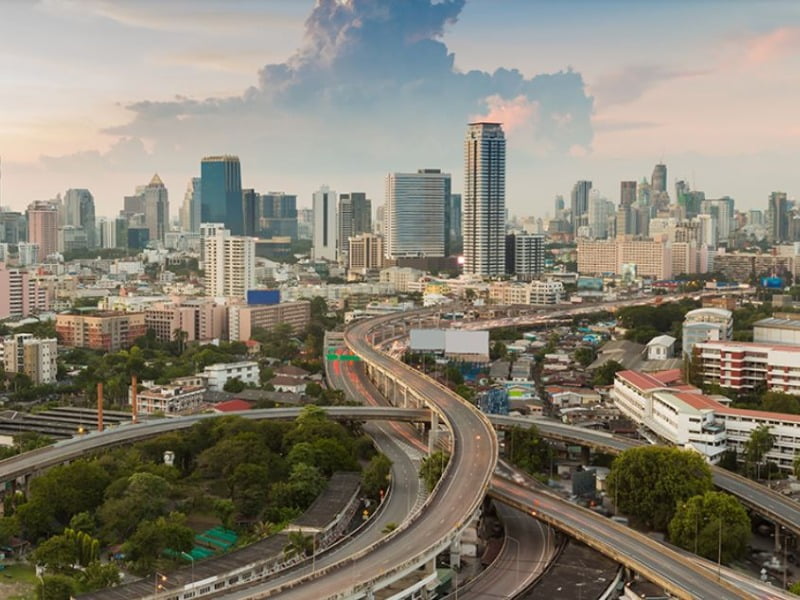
(154, 572, 167, 597)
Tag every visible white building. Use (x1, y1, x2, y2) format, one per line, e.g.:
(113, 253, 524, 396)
(682, 307, 733, 356)
(528, 280, 565, 305)
(463, 122, 506, 277)
(753, 317, 800, 347)
(202, 361, 259, 391)
(202, 225, 256, 299)
(17, 243, 39, 267)
(2, 333, 58, 385)
(312, 185, 338, 262)
(646, 334, 676, 360)
(507, 233, 545, 278)
(694, 340, 800, 395)
(613, 369, 800, 471)
(384, 169, 449, 259)
(136, 385, 205, 415)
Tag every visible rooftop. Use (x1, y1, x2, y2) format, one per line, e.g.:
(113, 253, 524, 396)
(754, 317, 800, 331)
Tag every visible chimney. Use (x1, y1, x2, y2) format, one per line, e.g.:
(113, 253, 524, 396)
(131, 375, 138, 424)
(97, 383, 104, 432)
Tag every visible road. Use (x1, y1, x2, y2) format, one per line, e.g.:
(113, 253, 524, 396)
(492, 416, 800, 538)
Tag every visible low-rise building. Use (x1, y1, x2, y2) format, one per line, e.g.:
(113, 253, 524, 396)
(682, 307, 733, 356)
(202, 361, 259, 391)
(136, 385, 205, 415)
(2, 333, 58, 385)
(56, 312, 147, 352)
(270, 375, 307, 394)
(612, 369, 800, 470)
(753, 316, 800, 347)
(228, 301, 311, 342)
(646, 335, 676, 360)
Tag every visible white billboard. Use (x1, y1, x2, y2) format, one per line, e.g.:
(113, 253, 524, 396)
(409, 329, 446, 352)
(444, 330, 489, 356)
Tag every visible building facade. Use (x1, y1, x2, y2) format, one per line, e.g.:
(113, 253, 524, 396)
(312, 186, 338, 262)
(203, 225, 256, 299)
(682, 308, 733, 356)
(228, 301, 311, 342)
(2, 333, 57, 385)
(384, 170, 449, 259)
(27, 201, 58, 259)
(463, 123, 506, 276)
(201, 156, 243, 235)
(56, 312, 147, 352)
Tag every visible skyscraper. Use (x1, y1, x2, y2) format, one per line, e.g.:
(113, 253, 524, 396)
(26, 201, 58, 259)
(143, 174, 169, 243)
(463, 122, 506, 276)
(312, 186, 337, 262)
(701, 197, 734, 244)
(202, 224, 255, 299)
(570, 180, 592, 234)
(769, 191, 789, 243)
(651, 163, 667, 193)
(201, 156, 243, 235)
(180, 177, 201, 233)
(385, 170, 450, 259)
(620, 181, 637, 208)
(259, 193, 298, 239)
(505, 233, 544, 278)
(337, 192, 372, 264)
(242, 189, 259, 237)
(64, 188, 96, 248)
(448, 193, 462, 255)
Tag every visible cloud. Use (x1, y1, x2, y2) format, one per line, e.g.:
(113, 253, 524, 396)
(743, 26, 800, 65)
(591, 64, 711, 108)
(46, 0, 595, 203)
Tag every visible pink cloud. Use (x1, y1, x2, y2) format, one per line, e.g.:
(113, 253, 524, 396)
(744, 26, 800, 65)
(472, 94, 538, 134)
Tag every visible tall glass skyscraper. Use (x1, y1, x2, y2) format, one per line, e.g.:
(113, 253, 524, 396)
(200, 156, 243, 235)
(463, 122, 505, 276)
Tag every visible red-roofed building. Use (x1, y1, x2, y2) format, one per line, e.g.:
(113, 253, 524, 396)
(695, 340, 800, 395)
(213, 399, 254, 413)
(613, 369, 800, 470)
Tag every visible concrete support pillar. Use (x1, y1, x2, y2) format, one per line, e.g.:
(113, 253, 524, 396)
(450, 534, 462, 570)
(776, 523, 782, 553)
(581, 445, 591, 465)
(402, 385, 408, 408)
(428, 412, 439, 453)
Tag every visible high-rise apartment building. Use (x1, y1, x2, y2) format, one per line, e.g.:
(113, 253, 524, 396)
(385, 170, 449, 259)
(338, 192, 372, 265)
(0, 211, 26, 244)
(463, 122, 506, 276)
(2, 333, 57, 385)
(348, 233, 384, 274)
(142, 174, 169, 243)
(505, 233, 545, 278)
(17, 242, 38, 266)
(26, 201, 58, 259)
(570, 180, 592, 234)
(587, 191, 613, 239)
(312, 186, 338, 261)
(98, 218, 117, 249)
(180, 177, 201, 233)
(64, 189, 96, 248)
(202, 224, 255, 298)
(201, 156, 243, 235)
(449, 193, 462, 255)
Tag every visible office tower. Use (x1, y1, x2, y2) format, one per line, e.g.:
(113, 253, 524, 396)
(123, 193, 146, 216)
(115, 217, 129, 249)
(201, 155, 243, 235)
(297, 208, 313, 240)
(180, 177, 201, 233)
(348, 233, 384, 274)
(448, 193, 462, 255)
(463, 122, 506, 276)
(385, 169, 450, 259)
(17, 242, 38, 266)
(505, 233, 544, 278)
(338, 192, 372, 264)
(587, 191, 613, 239)
(140, 174, 169, 243)
(242, 189, 259, 237)
(769, 192, 789, 243)
(26, 201, 58, 259)
(696, 214, 718, 248)
(0, 211, 26, 244)
(748, 210, 764, 227)
(651, 163, 667, 193)
(98, 218, 117, 249)
(312, 186, 338, 261)
(258, 192, 298, 240)
(700, 197, 734, 244)
(570, 180, 592, 234)
(64, 188, 96, 248)
(202, 225, 255, 298)
(620, 181, 637, 209)
(554, 194, 565, 216)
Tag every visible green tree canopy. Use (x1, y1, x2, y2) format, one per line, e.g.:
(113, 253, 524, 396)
(362, 454, 392, 501)
(744, 424, 775, 477)
(592, 360, 625, 386)
(668, 491, 751, 564)
(606, 446, 713, 531)
(507, 425, 553, 476)
(419, 451, 449, 493)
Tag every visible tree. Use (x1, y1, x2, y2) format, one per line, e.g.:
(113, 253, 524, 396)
(605, 446, 712, 531)
(79, 561, 121, 592)
(592, 360, 624, 386)
(213, 499, 236, 530)
(744, 424, 775, 478)
(283, 530, 314, 559)
(490, 340, 507, 361)
(573, 346, 596, 368)
(362, 454, 392, 500)
(444, 364, 464, 386)
(124, 513, 194, 574)
(668, 491, 750, 563)
(37, 574, 78, 600)
(419, 451, 449, 493)
(506, 426, 553, 476)
(223, 377, 246, 393)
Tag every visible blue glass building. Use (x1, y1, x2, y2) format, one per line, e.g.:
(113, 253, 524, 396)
(200, 156, 243, 235)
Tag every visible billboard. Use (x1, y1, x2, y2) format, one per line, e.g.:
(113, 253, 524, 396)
(444, 330, 489, 356)
(761, 277, 784, 290)
(577, 277, 604, 291)
(409, 329, 446, 352)
(247, 289, 281, 305)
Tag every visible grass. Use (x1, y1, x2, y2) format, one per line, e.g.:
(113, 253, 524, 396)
(1, 563, 37, 584)
(0, 562, 37, 600)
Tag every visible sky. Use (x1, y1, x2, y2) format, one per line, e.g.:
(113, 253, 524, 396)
(2, 0, 800, 218)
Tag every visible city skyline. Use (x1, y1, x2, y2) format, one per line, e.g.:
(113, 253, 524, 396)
(2, 0, 800, 216)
